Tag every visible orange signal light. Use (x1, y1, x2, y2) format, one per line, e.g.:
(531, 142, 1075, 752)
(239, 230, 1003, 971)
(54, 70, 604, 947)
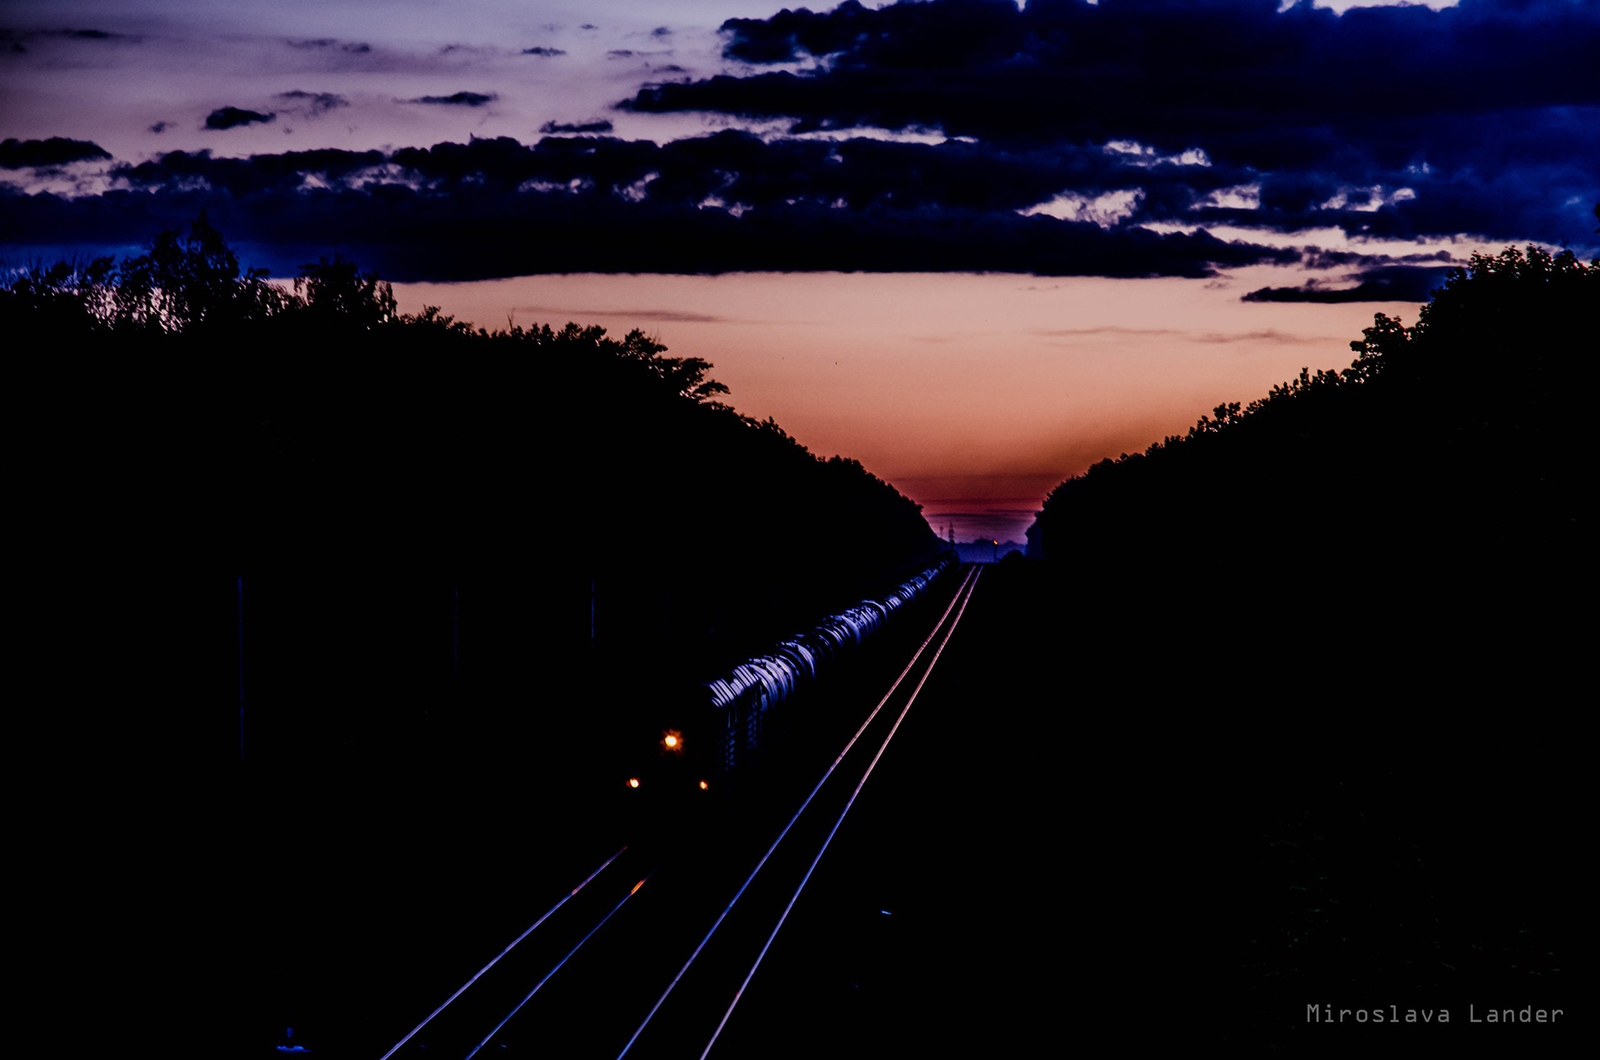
(699, 780, 709, 790)
(664, 734, 678, 748)
(627, 777, 640, 789)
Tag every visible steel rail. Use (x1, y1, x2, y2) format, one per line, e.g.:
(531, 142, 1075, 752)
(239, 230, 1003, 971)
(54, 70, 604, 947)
(463, 870, 658, 1060)
(376, 845, 628, 1060)
(614, 565, 979, 1059)
(700, 566, 983, 1058)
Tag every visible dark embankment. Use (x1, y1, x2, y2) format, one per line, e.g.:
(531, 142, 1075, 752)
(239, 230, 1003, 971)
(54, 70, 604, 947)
(1023, 245, 1590, 1051)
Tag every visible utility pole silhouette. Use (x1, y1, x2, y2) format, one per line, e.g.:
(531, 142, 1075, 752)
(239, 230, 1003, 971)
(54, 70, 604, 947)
(237, 575, 245, 760)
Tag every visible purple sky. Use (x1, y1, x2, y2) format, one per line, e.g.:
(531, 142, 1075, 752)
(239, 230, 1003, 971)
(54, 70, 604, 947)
(4, 0, 1595, 543)
(2, 2, 1504, 170)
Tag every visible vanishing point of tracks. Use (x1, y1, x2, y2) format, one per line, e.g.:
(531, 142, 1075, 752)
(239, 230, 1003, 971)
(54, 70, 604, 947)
(374, 565, 983, 1060)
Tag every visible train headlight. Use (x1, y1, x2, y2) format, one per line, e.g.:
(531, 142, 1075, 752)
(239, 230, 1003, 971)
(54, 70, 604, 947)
(699, 780, 709, 790)
(627, 777, 640, 789)
(663, 730, 683, 753)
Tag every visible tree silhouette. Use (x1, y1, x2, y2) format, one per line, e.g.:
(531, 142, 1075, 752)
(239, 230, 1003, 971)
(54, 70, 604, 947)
(111, 212, 288, 332)
(5, 214, 942, 772)
(1032, 239, 1595, 579)
(0, 255, 118, 334)
(293, 253, 397, 330)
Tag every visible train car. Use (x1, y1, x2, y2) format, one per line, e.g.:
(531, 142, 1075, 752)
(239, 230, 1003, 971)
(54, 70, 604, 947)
(619, 553, 956, 802)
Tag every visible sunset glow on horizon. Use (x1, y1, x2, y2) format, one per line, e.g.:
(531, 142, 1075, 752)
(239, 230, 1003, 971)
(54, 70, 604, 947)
(16, 8, 1582, 1054)
(5, 0, 1594, 544)
(392, 266, 1447, 542)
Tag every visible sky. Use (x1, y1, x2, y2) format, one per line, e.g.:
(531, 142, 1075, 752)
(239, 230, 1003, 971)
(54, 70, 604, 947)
(4, 0, 1597, 543)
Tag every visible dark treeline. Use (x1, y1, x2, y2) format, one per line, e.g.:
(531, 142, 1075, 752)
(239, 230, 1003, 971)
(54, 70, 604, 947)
(1013, 239, 1591, 1048)
(6, 214, 939, 773)
(1026, 237, 1591, 720)
(8, 217, 943, 1060)
(1033, 240, 1589, 619)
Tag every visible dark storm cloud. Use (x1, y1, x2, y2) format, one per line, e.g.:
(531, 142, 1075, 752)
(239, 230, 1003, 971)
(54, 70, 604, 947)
(1299, 248, 1458, 271)
(277, 91, 350, 117)
(371, 131, 1252, 219)
(0, 137, 111, 168)
(1, 134, 1299, 282)
(1242, 265, 1458, 304)
(540, 119, 615, 135)
(205, 107, 276, 130)
(522, 46, 567, 57)
(407, 92, 497, 107)
(621, 0, 1600, 249)
(112, 147, 388, 196)
(698, 0, 1597, 146)
(149, 121, 171, 134)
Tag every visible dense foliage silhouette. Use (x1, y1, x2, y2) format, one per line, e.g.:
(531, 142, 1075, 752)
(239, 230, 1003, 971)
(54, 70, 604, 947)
(1009, 240, 1590, 1047)
(5, 215, 939, 769)
(1033, 243, 1590, 587)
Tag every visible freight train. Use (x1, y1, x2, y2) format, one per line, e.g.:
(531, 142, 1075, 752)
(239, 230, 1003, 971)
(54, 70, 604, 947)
(622, 554, 957, 796)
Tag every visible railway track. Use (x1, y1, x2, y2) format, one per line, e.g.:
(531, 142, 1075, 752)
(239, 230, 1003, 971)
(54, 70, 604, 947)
(371, 564, 983, 1060)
